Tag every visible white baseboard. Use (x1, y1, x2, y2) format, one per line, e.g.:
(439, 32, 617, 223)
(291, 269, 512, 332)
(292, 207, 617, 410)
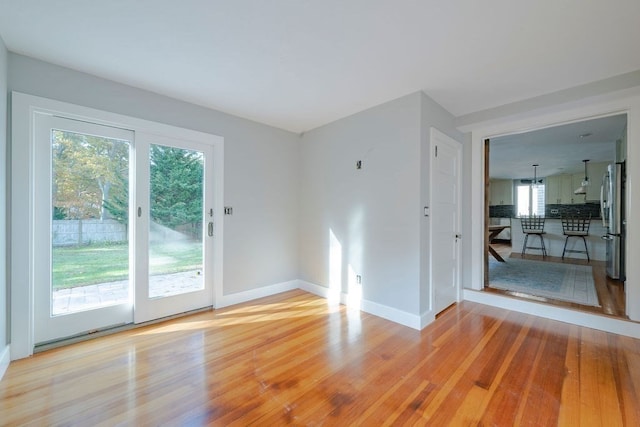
(420, 310, 436, 329)
(215, 279, 299, 309)
(0, 344, 10, 381)
(297, 280, 335, 300)
(463, 288, 640, 339)
(298, 280, 423, 330)
(360, 298, 422, 330)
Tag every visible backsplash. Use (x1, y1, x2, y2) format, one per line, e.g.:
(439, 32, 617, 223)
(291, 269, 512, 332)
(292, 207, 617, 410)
(489, 203, 600, 219)
(489, 205, 514, 218)
(544, 203, 601, 219)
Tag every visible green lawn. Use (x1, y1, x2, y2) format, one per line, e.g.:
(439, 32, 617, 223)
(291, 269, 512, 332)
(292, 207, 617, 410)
(52, 241, 202, 289)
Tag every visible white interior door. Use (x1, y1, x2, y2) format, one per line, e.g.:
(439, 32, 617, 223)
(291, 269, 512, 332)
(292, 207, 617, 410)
(133, 133, 215, 323)
(34, 115, 135, 343)
(430, 127, 462, 314)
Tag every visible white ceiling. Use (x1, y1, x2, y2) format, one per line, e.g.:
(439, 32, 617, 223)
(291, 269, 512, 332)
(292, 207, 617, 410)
(1, 1, 639, 133)
(489, 114, 627, 179)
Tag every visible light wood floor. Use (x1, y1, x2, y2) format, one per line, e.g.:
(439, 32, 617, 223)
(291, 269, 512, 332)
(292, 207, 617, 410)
(487, 242, 627, 318)
(2, 290, 640, 425)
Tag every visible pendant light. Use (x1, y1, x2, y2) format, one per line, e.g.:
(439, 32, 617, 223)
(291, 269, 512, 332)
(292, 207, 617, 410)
(573, 159, 589, 195)
(528, 164, 539, 217)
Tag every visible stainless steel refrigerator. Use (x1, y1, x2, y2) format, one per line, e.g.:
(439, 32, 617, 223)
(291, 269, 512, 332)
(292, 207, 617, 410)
(600, 162, 626, 280)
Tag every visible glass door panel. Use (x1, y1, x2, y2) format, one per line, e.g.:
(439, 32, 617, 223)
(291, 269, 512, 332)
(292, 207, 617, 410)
(133, 134, 214, 323)
(34, 115, 134, 343)
(51, 129, 131, 314)
(148, 144, 205, 298)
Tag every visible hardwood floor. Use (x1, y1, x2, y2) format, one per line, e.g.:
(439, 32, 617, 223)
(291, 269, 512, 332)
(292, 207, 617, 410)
(2, 290, 640, 425)
(486, 242, 627, 318)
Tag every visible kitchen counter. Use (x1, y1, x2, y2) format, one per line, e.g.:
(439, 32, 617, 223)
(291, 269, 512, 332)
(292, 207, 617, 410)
(511, 218, 607, 261)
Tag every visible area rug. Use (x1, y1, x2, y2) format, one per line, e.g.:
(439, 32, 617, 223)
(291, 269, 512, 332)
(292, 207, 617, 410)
(489, 258, 600, 307)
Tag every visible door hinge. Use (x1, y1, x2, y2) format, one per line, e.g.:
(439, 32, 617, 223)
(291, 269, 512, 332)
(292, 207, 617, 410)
(435, 145, 438, 157)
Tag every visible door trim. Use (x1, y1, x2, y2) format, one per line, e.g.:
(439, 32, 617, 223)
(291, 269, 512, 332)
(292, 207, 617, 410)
(484, 139, 490, 287)
(10, 92, 224, 360)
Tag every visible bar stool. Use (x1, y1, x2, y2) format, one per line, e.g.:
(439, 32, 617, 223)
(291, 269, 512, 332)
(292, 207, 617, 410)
(561, 215, 591, 261)
(521, 216, 547, 257)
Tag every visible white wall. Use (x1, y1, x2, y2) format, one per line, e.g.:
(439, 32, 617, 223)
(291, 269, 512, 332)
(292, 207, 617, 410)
(299, 93, 423, 317)
(298, 92, 466, 325)
(7, 53, 300, 297)
(0, 36, 8, 369)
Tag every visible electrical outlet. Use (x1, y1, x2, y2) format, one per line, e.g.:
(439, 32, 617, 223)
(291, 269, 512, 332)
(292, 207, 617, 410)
(224, 206, 233, 215)
(356, 160, 362, 170)
(356, 275, 362, 284)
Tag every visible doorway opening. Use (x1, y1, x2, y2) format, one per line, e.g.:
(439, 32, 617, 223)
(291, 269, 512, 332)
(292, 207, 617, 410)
(484, 114, 628, 318)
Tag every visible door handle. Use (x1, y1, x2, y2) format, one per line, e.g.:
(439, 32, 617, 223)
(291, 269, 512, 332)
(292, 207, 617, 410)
(208, 222, 214, 237)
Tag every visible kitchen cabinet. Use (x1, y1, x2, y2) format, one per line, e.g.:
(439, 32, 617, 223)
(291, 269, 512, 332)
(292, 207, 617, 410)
(489, 179, 513, 205)
(585, 161, 609, 201)
(546, 174, 575, 204)
(545, 175, 560, 204)
(545, 175, 557, 204)
(545, 163, 610, 205)
(560, 175, 575, 204)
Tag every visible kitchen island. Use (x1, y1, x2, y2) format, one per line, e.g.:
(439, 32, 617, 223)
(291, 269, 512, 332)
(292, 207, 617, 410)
(511, 217, 607, 261)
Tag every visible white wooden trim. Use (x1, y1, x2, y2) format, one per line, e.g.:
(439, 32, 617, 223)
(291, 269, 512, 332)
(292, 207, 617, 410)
(420, 310, 436, 329)
(360, 298, 422, 330)
(11, 93, 36, 360)
(465, 89, 640, 323)
(463, 289, 640, 339)
(0, 344, 10, 381)
(298, 280, 424, 330)
(215, 280, 299, 309)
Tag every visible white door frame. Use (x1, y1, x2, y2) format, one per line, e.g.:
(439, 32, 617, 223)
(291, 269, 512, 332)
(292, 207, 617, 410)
(461, 90, 640, 327)
(10, 92, 224, 360)
(429, 127, 463, 314)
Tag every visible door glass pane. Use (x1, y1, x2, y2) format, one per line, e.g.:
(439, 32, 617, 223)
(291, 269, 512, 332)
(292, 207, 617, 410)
(148, 144, 204, 298)
(51, 130, 130, 315)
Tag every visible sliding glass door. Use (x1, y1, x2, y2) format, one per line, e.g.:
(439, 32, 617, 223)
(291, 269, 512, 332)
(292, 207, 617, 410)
(34, 116, 134, 343)
(133, 134, 215, 323)
(34, 116, 215, 343)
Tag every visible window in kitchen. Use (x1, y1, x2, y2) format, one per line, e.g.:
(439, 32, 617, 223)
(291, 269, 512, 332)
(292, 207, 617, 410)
(516, 182, 545, 217)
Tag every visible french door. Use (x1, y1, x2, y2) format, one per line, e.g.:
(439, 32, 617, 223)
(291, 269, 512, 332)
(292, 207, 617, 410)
(34, 115, 215, 343)
(134, 133, 215, 323)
